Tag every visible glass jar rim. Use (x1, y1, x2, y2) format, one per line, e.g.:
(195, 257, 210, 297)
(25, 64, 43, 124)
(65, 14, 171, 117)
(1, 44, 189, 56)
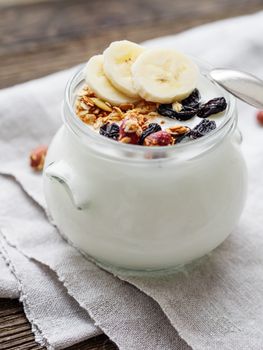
(63, 59, 237, 161)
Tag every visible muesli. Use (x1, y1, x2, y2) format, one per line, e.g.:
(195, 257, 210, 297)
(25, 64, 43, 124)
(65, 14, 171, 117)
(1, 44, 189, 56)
(75, 40, 227, 146)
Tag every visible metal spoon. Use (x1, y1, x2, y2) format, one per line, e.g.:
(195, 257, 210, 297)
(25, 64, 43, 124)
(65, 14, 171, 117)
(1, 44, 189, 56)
(209, 68, 263, 109)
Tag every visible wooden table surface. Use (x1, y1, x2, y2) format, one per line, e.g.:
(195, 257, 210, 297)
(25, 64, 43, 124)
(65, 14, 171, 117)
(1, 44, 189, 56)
(1, 0, 263, 349)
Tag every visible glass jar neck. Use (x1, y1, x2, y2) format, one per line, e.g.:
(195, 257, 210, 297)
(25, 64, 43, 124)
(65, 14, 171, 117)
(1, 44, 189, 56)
(63, 65, 237, 164)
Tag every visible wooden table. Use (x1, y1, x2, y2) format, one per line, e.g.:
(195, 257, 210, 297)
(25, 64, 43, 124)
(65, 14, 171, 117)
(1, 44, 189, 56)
(0, 0, 262, 349)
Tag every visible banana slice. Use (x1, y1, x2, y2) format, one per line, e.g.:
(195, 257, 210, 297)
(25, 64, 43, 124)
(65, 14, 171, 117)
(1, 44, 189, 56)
(103, 40, 144, 98)
(131, 48, 199, 103)
(85, 55, 137, 106)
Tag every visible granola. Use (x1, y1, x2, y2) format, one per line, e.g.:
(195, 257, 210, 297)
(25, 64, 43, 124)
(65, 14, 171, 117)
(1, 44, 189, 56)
(75, 84, 158, 131)
(75, 85, 226, 146)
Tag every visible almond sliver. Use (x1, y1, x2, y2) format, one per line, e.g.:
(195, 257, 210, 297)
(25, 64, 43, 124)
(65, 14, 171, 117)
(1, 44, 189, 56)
(91, 98, 112, 112)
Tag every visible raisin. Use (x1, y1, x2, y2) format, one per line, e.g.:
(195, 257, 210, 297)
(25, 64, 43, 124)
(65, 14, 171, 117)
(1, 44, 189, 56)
(99, 123, 120, 140)
(197, 97, 227, 118)
(157, 89, 201, 121)
(175, 133, 191, 144)
(157, 104, 197, 121)
(175, 106, 198, 121)
(190, 119, 216, 139)
(174, 130, 192, 144)
(157, 104, 174, 118)
(182, 89, 201, 109)
(138, 123, 162, 145)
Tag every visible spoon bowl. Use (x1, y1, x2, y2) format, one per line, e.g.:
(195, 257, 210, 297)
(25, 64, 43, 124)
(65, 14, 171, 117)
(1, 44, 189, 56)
(209, 68, 263, 109)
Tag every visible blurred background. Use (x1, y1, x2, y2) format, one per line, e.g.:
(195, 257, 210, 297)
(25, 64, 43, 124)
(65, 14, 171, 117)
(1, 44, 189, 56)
(1, 0, 263, 89)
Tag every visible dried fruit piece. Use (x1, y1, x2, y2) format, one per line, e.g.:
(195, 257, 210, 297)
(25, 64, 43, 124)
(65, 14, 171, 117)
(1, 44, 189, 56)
(119, 118, 142, 144)
(175, 134, 191, 144)
(138, 123, 162, 145)
(157, 104, 174, 118)
(197, 97, 227, 118)
(30, 145, 48, 171)
(157, 89, 201, 121)
(181, 88, 201, 109)
(144, 131, 173, 146)
(256, 110, 263, 126)
(157, 103, 198, 121)
(99, 122, 120, 140)
(190, 119, 216, 139)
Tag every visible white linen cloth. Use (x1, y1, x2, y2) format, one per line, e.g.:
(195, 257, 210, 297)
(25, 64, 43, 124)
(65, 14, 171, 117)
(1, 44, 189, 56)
(0, 254, 18, 298)
(0, 236, 101, 349)
(0, 176, 186, 350)
(1, 10, 263, 350)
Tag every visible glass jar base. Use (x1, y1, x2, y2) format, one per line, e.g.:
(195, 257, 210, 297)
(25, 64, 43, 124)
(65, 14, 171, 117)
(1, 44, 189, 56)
(91, 255, 208, 277)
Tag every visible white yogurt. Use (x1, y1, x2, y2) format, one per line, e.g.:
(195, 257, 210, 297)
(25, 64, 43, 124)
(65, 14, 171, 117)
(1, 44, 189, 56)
(43, 65, 247, 273)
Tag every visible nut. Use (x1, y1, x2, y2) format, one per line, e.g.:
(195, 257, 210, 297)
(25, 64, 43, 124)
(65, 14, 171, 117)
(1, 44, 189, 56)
(119, 118, 142, 144)
(172, 102, 182, 113)
(119, 103, 135, 111)
(119, 136, 132, 144)
(256, 110, 263, 126)
(82, 114, 97, 125)
(82, 95, 95, 106)
(90, 98, 112, 112)
(30, 145, 48, 171)
(166, 125, 190, 136)
(144, 131, 174, 146)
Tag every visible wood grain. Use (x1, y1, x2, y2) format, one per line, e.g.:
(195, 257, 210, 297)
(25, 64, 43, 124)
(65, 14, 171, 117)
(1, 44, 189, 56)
(0, 0, 263, 88)
(1, 0, 263, 349)
(0, 298, 117, 349)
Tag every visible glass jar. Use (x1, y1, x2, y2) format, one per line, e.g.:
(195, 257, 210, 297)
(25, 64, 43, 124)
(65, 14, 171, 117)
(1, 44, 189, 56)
(43, 62, 247, 274)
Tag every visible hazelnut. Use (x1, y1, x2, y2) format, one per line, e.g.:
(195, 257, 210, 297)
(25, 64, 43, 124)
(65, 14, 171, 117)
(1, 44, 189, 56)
(119, 118, 142, 144)
(119, 103, 135, 111)
(29, 145, 48, 171)
(256, 110, 263, 126)
(144, 131, 174, 146)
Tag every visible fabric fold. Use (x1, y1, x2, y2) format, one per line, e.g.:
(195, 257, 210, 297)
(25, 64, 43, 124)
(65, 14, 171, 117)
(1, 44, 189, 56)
(0, 232, 100, 350)
(0, 253, 19, 299)
(0, 175, 189, 350)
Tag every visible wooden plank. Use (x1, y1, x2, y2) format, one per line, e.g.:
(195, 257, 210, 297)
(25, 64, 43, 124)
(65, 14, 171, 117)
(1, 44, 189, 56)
(0, 298, 117, 349)
(0, 0, 262, 52)
(0, 0, 55, 5)
(0, 0, 263, 88)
